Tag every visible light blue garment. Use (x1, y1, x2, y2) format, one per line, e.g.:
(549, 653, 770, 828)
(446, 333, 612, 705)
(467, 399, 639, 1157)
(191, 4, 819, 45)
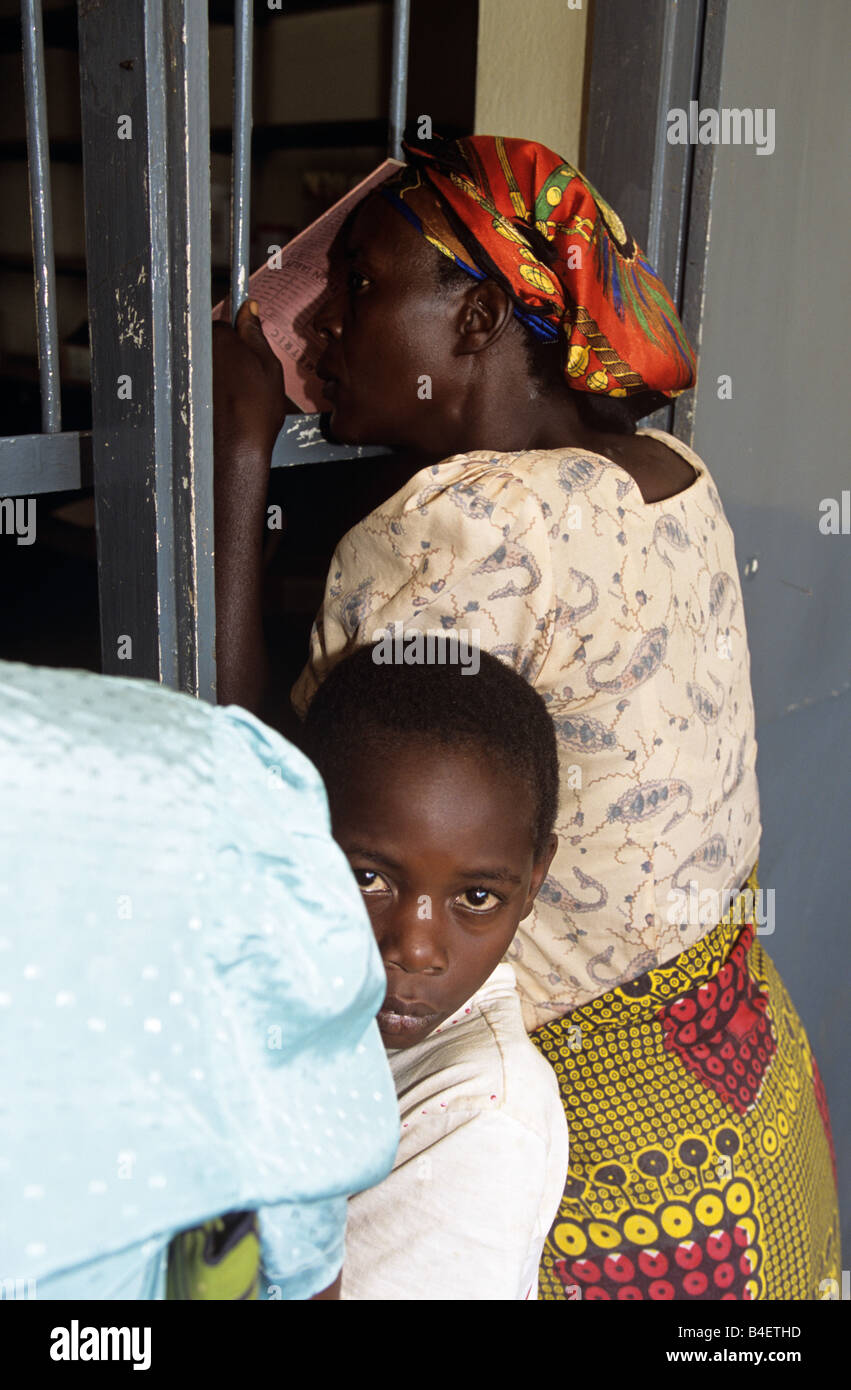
(0, 661, 398, 1300)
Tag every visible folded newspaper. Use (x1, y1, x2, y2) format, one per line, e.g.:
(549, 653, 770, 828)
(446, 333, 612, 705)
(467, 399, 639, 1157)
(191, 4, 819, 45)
(213, 158, 403, 413)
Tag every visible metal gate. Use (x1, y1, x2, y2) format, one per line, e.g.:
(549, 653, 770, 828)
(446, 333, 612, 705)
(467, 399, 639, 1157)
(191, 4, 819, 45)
(0, 0, 411, 700)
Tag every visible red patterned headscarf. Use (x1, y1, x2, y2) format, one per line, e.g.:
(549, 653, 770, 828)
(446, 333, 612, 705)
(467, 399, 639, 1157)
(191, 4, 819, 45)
(379, 134, 696, 399)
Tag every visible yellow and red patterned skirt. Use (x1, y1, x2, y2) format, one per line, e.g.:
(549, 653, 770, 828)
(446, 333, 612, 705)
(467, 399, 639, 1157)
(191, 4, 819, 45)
(531, 866, 840, 1301)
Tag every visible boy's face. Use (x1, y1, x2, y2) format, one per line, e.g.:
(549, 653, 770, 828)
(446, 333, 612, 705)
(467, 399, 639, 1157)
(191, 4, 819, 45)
(329, 739, 557, 1050)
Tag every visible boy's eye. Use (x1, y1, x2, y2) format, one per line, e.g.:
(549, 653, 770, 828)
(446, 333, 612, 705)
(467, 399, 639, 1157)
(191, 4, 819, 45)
(458, 887, 501, 913)
(347, 269, 370, 292)
(353, 867, 390, 895)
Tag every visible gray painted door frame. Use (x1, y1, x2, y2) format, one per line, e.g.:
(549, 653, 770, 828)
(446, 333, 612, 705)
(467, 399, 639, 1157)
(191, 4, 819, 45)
(583, 0, 727, 440)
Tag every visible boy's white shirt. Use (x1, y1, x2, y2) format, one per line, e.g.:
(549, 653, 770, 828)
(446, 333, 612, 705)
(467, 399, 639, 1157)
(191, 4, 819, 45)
(341, 961, 569, 1301)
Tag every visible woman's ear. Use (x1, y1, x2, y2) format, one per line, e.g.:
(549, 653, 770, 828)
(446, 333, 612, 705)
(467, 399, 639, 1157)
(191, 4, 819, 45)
(455, 278, 516, 357)
(520, 832, 558, 920)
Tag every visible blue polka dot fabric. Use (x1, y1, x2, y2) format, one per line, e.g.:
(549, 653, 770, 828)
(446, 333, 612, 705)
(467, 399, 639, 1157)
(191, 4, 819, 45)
(0, 660, 398, 1299)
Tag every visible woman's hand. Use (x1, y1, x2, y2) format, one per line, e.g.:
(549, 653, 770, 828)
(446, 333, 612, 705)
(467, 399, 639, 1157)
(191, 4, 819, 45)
(212, 299, 290, 462)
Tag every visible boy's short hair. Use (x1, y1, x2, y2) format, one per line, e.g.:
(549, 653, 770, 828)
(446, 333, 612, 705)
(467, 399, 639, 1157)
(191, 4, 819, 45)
(301, 642, 559, 857)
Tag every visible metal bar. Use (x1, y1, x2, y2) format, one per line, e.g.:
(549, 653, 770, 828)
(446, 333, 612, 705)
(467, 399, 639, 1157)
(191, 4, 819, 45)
(646, 0, 679, 275)
(585, 0, 705, 299)
(584, 0, 706, 437)
(156, 0, 216, 699)
(671, 0, 729, 448)
(78, 0, 216, 700)
(271, 416, 389, 470)
(0, 431, 92, 495)
(388, 0, 410, 159)
(0, 418, 387, 491)
(584, 1, 667, 241)
(230, 0, 253, 321)
(21, 0, 61, 433)
(653, 0, 707, 316)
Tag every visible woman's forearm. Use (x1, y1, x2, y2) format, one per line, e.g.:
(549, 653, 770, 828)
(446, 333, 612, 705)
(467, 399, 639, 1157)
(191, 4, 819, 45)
(214, 442, 271, 715)
(211, 302, 288, 716)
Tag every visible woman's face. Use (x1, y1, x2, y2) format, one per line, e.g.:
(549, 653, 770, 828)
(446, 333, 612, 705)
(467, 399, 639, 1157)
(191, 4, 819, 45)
(312, 194, 458, 449)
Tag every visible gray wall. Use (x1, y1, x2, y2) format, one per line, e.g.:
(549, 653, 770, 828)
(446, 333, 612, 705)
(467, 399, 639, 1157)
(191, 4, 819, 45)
(689, 0, 851, 1257)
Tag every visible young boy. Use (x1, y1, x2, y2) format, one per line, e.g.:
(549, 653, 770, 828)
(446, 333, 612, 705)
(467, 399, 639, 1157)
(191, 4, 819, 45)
(300, 641, 569, 1300)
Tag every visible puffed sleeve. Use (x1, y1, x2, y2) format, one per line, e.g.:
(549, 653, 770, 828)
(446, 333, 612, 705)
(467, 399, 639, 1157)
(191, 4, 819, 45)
(0, 662, 399, 1300)
(292, 454, 556, 715)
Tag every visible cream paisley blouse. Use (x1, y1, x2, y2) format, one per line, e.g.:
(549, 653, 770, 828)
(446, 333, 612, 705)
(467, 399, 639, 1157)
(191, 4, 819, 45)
(292, 429, 761, 1030)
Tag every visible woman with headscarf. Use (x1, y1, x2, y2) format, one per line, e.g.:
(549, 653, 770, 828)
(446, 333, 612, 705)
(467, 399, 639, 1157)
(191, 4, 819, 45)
(213, 134, 840, 1301)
